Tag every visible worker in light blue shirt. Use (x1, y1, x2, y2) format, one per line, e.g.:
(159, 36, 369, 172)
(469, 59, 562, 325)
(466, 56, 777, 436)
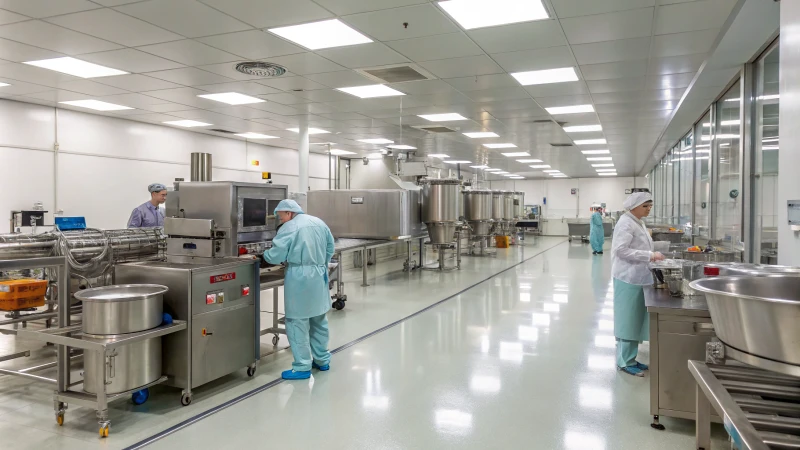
(127, 183, 167, 228)
(263, 199, 335, 380)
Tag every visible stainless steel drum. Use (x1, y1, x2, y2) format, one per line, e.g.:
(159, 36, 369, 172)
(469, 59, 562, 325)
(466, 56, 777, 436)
(651, 230, 684, 244)
(76, 284, 167, 335)
(502, 192, 515, 221)
(682, 250, 736, 263)
(421, 178, 461, 244)
(722, 264, 800, 277)
(491, 191, 504, 221)
(83, 334, 162, 394)
(690, 275, 800, 368)
(463, 189, 493, 237)
(513, 191, 525, 219)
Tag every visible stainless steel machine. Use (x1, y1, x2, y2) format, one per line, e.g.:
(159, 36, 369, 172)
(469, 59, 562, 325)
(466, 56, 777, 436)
(462, 189, 494, 256)
(420, 178, 462, 270)
(307, 189, 426, 240)
(115, 216, 260, 406)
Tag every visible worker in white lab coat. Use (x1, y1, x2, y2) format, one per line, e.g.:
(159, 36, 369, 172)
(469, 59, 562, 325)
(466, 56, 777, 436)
(611, 192, 665, 377)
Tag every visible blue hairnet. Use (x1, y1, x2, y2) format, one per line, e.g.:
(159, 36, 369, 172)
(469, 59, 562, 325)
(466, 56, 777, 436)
(274, 199, 304, 215)
(148, 183, 167, 193)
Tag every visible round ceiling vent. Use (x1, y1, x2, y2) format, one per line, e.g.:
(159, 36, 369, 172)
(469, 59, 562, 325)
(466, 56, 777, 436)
(235, 62, 287, 77)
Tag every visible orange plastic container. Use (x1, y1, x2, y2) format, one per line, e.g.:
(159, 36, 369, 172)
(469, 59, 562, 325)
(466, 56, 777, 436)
(0, 279, 47, 311)
(495, 236, 510, 248)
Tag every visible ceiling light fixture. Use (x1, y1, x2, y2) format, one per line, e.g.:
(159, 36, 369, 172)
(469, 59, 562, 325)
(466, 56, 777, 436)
(235, 132, 278, 139)
(337, 84, 405, 98)
(563, 124, 602, 133)
(438, 0, 549, 30)
(592, 163, 615, 168)
(463, 131, 499, 138)
(444, 160, 472, 164)
(509, 176, 525, 179)
(23, 57, 128, 78)
(595, 169, 617, 172)
(418, 113, 469, 121)
(483, 143, 517, 149)
(0, 82, 10, 87)
(542, 169, 560, 173)
(574, 139, 607, 145)
(598, 173, 617, 176)
(163, 120, 212, 128)
(516, 159, 543, 163)
(59, 100, 133, 111)
(586, 157, 612, 161)
(470, 165, 490, 169)
(428, 154, 450, 158)
(501, 152, 530, 157)
(581, 150, 610, 155)
(329, 149, 356, 155)
(546, 104, 594, 115)
(387, 144, 417, 150)
(703, 120, 740, 127)
(267, 19, 372, 50)
(358, 138, 394, 144)
(529, 165, 550, 169)
(198, 92, 264, 105)
(511, 67, 578, 86)
(551, 175, 568, 178)
(484, 168, 503, 172)
(288, 127, 330, 134)
(495, 171, 509, 174)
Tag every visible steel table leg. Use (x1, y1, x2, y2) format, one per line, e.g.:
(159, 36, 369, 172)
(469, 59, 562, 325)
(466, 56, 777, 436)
(696, 383, 711, 450)
(361, 248, 369, 287)
(273, 287, 279, 330)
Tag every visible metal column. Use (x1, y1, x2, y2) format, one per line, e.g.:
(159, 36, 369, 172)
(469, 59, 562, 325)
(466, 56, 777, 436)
(361, 248, 369, 287)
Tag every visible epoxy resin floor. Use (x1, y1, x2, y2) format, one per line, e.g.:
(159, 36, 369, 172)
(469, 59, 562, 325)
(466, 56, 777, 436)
(0, 238, 727, 449)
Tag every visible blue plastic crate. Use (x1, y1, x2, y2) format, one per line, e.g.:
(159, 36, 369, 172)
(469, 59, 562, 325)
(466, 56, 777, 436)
(55, 216, 86, 231)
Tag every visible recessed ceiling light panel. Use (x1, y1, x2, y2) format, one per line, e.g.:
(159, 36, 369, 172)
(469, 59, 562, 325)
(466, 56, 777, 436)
(288, 127, 330, 134)
(592, 163, 615, 167)
(198, 92, 265, 105)
(428, 154, 450, 158)
(164, 120, 212, 128)
(484, 143, 517, 149)
(581, 150, 610, 155)
(0, 82, 10, 87)
(418, 113, 468, 121)
(387, 144, 416, 150)
(268, 19, 372, 50)
(564, 125, 602, 133)
(358, 138, 394, 144)
(511, 67, 578, 86)
(463, 131, 499, 138)
(529, 165, 550, 169)
(444, 160, 472, 164)
(59, 100, 133, 111)
(329, 149, 356, 155)
(587, 157, 612, 161)
(516, 159, 543, 163)
(24, 57, 128, 78)
(235, 132, 278, 139)
(574, 138, 607, 145)
(439, 0, 549, 30)
(501, 152, 530, 157)
(337, 84, 405, 98)
(546, 104, 595, 115)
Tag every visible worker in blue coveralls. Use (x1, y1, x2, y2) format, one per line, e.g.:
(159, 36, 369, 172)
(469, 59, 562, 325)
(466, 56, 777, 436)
(263, 200, 335, 380)
(127, 183, 166, 228)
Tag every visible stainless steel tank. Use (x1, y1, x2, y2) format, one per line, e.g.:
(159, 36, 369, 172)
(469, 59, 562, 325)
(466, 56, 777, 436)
(502, 192, 515, 221)
(463, 189, 493, 236)
(83, 334, 162, 394)
(76, 284, 167, 335)
(491, 191, 504, 221)
(513, 191, 525, 219)
(421, 178, 461, 244)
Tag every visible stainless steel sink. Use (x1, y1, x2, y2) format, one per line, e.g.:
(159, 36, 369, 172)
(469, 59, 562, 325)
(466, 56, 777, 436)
(690, 275, 800, 367)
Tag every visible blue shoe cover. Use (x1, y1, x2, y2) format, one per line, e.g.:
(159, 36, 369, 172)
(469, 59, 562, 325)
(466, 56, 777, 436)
(634, 361, 649, 371)
(312, 362, 330, 371)
(619, 366, 644, 377)
(282, 369, 311, 380)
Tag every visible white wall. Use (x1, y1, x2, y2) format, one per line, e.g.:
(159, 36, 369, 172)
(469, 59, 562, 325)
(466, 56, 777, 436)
(0, 99, 333, 233)
(779, 3, 800, 266)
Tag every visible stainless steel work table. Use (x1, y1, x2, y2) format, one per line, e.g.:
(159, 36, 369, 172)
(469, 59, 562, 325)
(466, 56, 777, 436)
(645, 286, 720, 430)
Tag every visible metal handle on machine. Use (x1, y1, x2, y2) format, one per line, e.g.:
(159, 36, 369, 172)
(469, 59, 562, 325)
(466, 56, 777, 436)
(106, 351, 117, 382)
(693, 322, 716, 335)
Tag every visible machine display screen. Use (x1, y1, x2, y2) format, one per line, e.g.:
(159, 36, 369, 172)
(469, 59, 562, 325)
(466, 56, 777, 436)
(242, 198, 267, 227)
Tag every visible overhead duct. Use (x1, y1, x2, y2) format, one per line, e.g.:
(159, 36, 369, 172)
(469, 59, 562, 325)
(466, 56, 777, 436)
(190, 152, 212, 182)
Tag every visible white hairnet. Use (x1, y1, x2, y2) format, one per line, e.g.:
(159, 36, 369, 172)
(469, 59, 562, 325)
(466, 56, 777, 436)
(623, 192, 653, 211)
(274, 199, 304, 215)
(148, 183, 167, 193)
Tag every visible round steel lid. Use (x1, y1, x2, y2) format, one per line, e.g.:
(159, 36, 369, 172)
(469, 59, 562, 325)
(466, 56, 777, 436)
(74, 284, 169, 302)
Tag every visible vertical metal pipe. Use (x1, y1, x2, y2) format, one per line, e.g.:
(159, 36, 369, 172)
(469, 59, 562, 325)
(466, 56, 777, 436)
(361, 248, 369, 287)
(56, 259, 70, 393)
(328, 144, 332, 190)
(190, 153, 212, 181)
(299, 118, 310, 196)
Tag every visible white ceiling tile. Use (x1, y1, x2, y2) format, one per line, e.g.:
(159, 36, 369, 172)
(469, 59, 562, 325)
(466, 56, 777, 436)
(587, 77, 647, 93)
(639, 100, 675, 111)
(571, 37, 652, 65)
(93, 74, 184, 92)
(141, 87, 212, 108)
(419, 55, 503, 79)
(386, 33, 483, 62)
(248, 100, 302, 115)
(444, 74, 518, 92)
(313, 0, 427, 16)
(551, 0, 654, 18)
(0, 0, 99, 18)
(266, 53, 345, 76)
(199, 0, 333, 29)
(0, 62, 81, 87)
(90, 0, 143, 5)
(256, 76, 329, 91)
(195, 81, 281, 96)
(128, 112, 188, 123)
(196, 30, 305, 60)
(80, 49, 185, 73)
(591, 91, 642, 104)
(342, 4, 460, 42)
(45, 9, 183, 47)
(24, 89, 92, 102)
(295, 102, 344, 115)
(0, 37, 63, 62)
(467, 20, 567, 54)
(426, 90, 475, 105)
(638, 88, 685, 101)
(387, 80, 458, 95)
(0, 8, 27, 25)
(654, 0, 738, 35)
(317, 43, 409, 69)
(300, 89, 357, 103)
(303, 70, 374, 89)
(0, 78, 51, 95)
(115, 0, 251, 38)
(136, 40, 241, 66)
(523, 81, 589, 97)
(644, 72, 696, 89)
(490, 46, 576, 73)
(560, 8, 654, 45)
(647, 54, 705, 75)
(146, 67, 234, 86)
(580, 60, 648, 80)
(53, 80, 129, 96)
(464, 87, 530, 103)
(96, 93, 172, 108)
(651, 29, 719, 57)
(530, 95, 593, 108)
(260, 93, 313, 105)
(0, 20, 122, 55)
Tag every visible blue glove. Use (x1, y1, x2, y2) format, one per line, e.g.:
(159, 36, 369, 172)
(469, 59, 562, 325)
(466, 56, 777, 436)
(162, 312, 173, 325)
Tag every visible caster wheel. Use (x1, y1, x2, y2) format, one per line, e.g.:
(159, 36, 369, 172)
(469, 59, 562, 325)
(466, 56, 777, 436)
(56, 412, 64, 426)
(132, 388, 150, 405)
(99, 424, 109, 438)
(247, 365, 257, 377)
(272, 335, 279, 346)
(332, 300, 345, 310)
(180, 393, 192, 406)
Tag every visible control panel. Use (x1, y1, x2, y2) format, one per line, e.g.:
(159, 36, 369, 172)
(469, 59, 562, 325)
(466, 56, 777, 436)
(237, 241, 270, 256)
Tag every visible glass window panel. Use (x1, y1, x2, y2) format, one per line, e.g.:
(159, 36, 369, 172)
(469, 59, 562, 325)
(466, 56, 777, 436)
(664, 150, 674, 224)
(694, 111, 712, 245)
(754, 43, 779, 264)
(713, 79, 742, 250)
(678, 132, 693, 239)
